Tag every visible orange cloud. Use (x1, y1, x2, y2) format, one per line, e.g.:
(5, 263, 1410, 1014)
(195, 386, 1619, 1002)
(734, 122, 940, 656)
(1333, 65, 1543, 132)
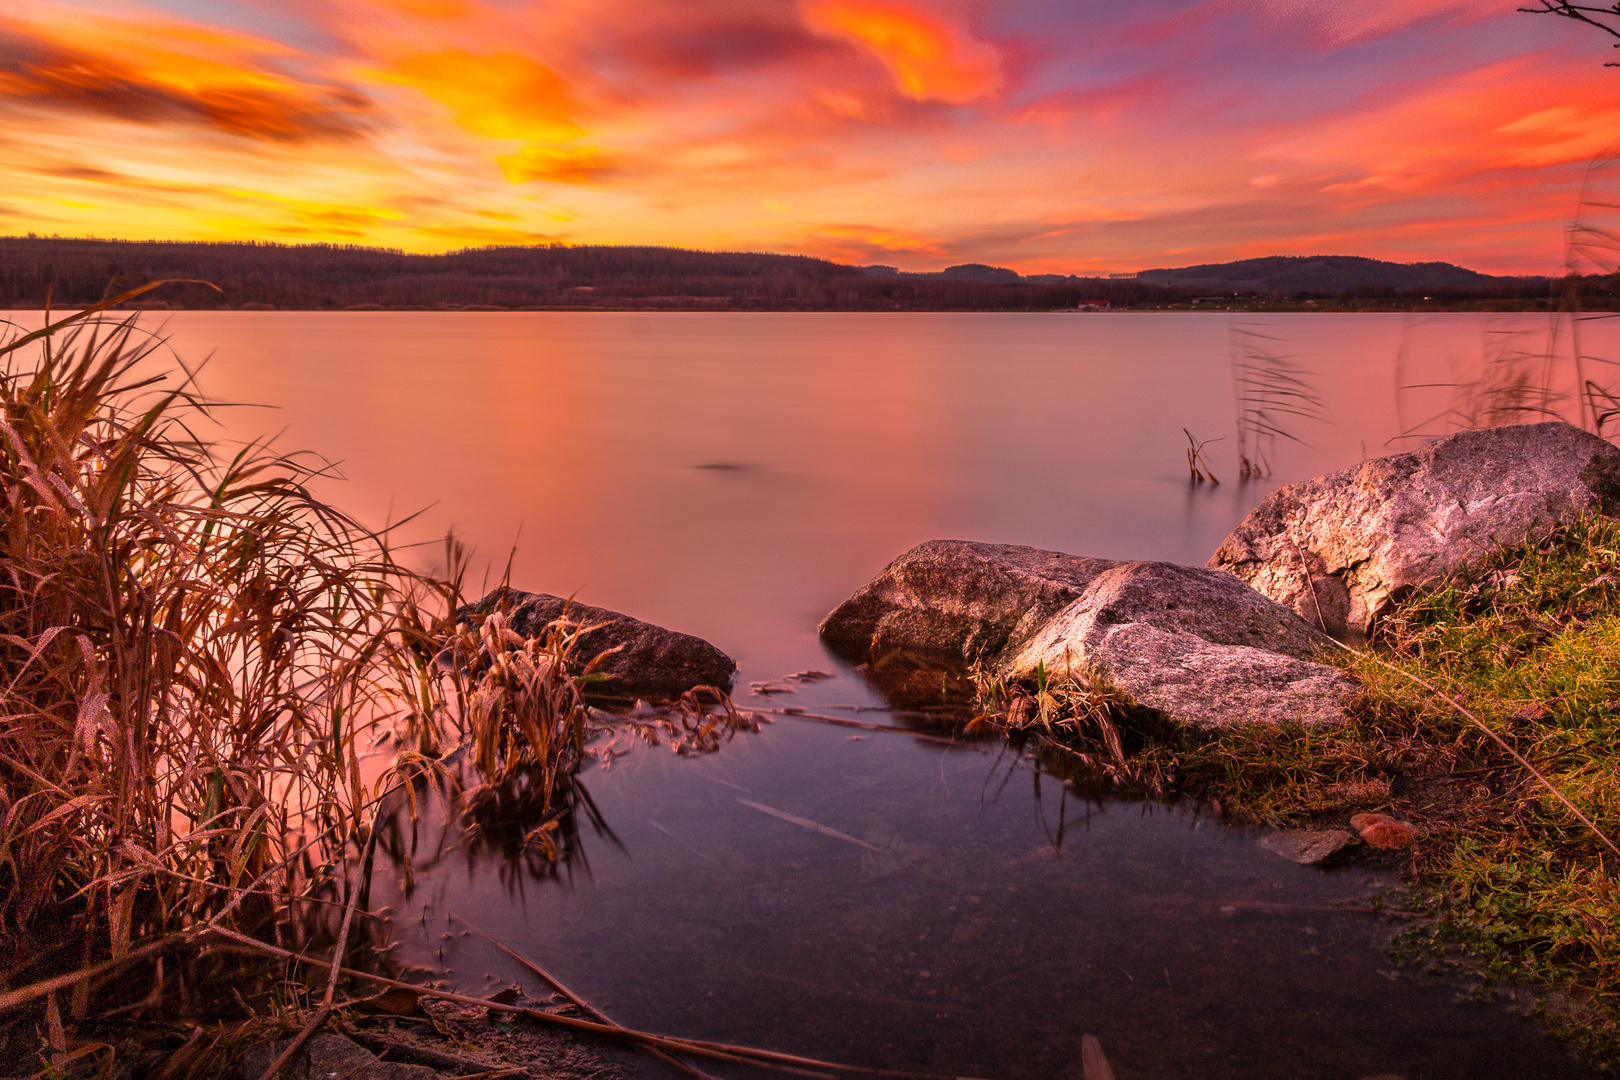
(800, 222, 952, 262)
(801, 0, 999, 103)
(0, 22, 372, 142)
(497, 143, 617, 184)
(413, 223, 566, 246)
(387, 51, 582, 142)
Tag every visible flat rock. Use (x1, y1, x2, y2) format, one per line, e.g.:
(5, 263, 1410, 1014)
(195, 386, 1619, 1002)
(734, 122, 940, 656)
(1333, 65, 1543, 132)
(240, 1034, 440, 1080)
(1258, 829, 1358, 865)
(821, 543, 1350, 730)
(1210, 422, 1620, 639)
(466, 588, 735, 699)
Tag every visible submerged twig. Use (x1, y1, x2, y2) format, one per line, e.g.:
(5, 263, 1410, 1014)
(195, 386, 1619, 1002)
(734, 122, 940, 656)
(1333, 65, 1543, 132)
(759, 707, 966, 746)
(737, 798, 889, 853)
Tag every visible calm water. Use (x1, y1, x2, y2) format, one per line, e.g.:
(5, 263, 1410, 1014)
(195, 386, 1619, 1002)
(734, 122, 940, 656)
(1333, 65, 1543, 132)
(27, 311, 1612, 1077)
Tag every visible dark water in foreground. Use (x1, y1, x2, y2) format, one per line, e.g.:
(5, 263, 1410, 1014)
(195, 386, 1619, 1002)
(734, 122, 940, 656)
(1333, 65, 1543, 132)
(26, 311, 1608, 1077)
(372, 724, 1596, 1080)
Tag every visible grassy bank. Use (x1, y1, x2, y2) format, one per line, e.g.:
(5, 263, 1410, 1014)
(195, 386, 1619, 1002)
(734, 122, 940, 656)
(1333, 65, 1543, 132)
(1008, 515, 1620, 1063)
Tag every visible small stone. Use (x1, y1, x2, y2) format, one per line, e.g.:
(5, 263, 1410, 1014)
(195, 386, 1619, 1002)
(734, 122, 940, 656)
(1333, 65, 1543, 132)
(1351, 812, 1420, 849)
(1258, 829, 1358, 865)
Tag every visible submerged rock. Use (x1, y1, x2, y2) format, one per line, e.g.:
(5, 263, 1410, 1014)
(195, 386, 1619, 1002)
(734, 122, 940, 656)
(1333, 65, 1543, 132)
(466, 588, 736, 700)
(1258, 829, 1358, 866)
(240, 1034, 440, 1079)
(820, 543, 1350, 730)
(1210, 422, 1620, 640)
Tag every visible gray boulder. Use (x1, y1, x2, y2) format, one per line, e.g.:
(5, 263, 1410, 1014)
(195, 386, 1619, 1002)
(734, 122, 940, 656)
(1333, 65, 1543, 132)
(1210, 422, 1620, 639)
(466, 589, 735, 699)
(820, 543, 1350, 730)
(819, 540, 1116, 664)
(1003, 561, 1351, 730)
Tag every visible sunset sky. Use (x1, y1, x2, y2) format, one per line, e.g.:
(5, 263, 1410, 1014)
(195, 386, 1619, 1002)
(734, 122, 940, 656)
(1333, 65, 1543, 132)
(2, 0, 1617, 275)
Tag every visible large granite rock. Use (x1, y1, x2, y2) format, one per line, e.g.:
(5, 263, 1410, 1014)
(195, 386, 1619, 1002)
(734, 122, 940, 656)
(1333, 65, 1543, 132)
(1003, 561, 1351, 729)
(1209, 422, 1620, 639)
(466, 588, 735, 699)
(820, 543, 1350, 730)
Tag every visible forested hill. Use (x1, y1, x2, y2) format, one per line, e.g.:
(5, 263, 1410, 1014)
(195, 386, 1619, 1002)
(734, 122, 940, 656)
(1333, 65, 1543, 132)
(0, 238, 1180, 311)
(1134, 255, 1529, 294)
(0, 237, 1558, 310)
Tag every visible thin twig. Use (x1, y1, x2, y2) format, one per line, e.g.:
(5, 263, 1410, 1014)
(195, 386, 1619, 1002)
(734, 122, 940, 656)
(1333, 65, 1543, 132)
(758, 707, 966, 746)
(346, 1032, 522, 1078)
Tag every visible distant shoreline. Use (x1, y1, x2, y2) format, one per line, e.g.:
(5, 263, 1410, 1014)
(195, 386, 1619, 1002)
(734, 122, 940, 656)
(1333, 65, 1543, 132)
(0, 237, 1580, 314)
(11, 301, 1596, 315)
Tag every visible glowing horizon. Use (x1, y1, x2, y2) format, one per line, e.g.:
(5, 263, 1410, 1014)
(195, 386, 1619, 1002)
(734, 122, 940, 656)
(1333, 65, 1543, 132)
(2, 0, 1617, 276)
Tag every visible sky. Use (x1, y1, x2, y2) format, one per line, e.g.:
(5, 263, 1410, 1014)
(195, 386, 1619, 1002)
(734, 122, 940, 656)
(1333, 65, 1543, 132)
(1, 0, 1617, 275)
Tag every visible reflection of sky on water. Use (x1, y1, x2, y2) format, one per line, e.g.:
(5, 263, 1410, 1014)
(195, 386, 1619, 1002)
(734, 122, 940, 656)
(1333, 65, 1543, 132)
(79, 309, 1586, 686)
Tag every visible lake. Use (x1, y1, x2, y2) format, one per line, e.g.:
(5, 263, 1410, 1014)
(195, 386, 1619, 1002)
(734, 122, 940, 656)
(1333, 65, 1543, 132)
(26, 310, 1611, 1078)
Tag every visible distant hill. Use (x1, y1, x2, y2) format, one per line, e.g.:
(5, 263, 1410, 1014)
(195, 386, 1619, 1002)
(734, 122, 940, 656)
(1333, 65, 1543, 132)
(0, 237, 1562, 310)
(1133, 255, 1542, 294)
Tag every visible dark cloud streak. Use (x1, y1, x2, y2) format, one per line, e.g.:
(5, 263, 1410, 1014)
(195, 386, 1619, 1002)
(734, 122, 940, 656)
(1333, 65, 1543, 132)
(0, 23, 375, 143)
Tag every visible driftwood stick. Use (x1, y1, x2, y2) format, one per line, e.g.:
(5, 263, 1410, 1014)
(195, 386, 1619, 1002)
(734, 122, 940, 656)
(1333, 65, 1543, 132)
(757, 708, 966, 746)
(347, 1031, 522, 1077)
(258, 822, 379, 1080)
(453, 916, 715, 1080)
(206, 928, 996, 1080)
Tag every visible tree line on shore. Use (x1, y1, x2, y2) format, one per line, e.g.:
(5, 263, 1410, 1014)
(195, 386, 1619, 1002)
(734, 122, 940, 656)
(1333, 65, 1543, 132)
(0, 236, 1599, 311)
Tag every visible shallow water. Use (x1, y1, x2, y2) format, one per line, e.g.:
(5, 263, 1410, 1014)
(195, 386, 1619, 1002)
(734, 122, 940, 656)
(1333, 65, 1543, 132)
(20, 310, 1611, 1076)
(373, 724, 1597, 1079)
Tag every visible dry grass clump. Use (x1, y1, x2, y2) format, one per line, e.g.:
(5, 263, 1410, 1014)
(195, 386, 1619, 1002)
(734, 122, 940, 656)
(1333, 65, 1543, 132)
(0, 305, 601, 1073)
(0, 308, 449, 1061)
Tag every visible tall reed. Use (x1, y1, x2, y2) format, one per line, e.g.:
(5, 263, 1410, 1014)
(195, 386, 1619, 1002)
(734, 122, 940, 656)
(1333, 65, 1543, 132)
(0, 305, 468, 1059)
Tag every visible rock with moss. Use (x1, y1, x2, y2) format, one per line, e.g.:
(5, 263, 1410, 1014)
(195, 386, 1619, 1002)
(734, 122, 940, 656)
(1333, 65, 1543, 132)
(1209, 421, 1620, 640)
(820, 542, 1349, 730)
(465, 588, 735, 699)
